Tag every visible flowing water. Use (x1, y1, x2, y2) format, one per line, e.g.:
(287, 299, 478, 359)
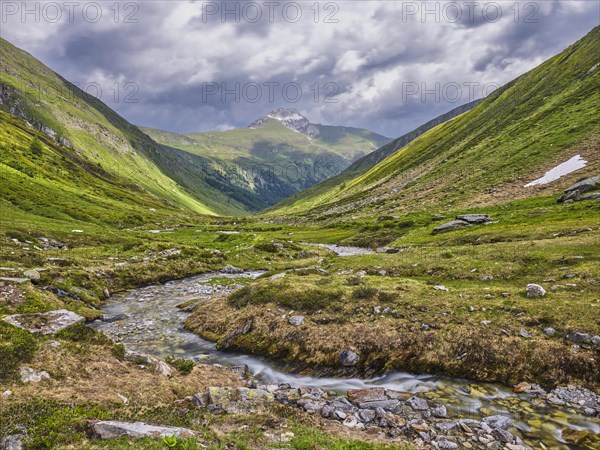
(91, 245, 598, 449)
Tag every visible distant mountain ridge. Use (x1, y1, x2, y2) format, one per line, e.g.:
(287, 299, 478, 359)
(248, 108, 320, 138)
(144, 111, 391, 210)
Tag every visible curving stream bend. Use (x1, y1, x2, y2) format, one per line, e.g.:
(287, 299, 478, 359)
(91, 246, 599, 449)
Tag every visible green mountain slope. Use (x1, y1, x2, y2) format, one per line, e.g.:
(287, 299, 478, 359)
(142, 111, 390, 209)
(271, 100, 482, 213)
(0, 38, 260, 217)
(269, 27, 600, 220)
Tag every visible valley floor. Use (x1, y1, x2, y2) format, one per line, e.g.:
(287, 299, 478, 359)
(1, 191, 599, 449)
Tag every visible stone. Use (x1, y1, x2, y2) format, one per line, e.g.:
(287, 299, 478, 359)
(347, 387, 386, 403)
(481, 415, 512, 430)
(224, 365, 250, 379)
(103, 288, 111, 299)
(2, 309, 84, 335)
(559, 174, 600, 202)
(432, 405, 448, 417)
(221, 317, 254, 348)
(592, 336, 600, 345)
(22, 269, 40, 281)
(456, 214, 492, 224)
(20, 367, 50, 383)
(288, 315, 304, 326)
(519, 329, 532, 339)
(436, 421, 458, 432)
(221, 265, 244, 274)
(92, 421, 195, 439)
(339, 349, 360, 366)
(1, 435, 24, 450)
(406, 396, 429, 411)
(385, 389, 411, 401)
(357, 400, 401, 411)
(526, 284, 546, 297)
(154, 361, 174, 377)
(358, 409, 376, 423)
(2, 390, 12, 399)
(491, 428, 514, 443)
(543, 327, 556, 335)
(434, 285, 449, 291)
(513, 382, 531, 393)
(568, 332, 592, 343)
(207, 387, 274, 414)
(99, 313, 128, 323)
(433, 220, 472, 233)
(343, 416, 360, 428)
(124, 351, 156, 365)
(0, 277, 29, 284)
(436, 440, 459, 449)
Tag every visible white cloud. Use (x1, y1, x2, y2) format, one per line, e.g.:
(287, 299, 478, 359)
(1, 0, 597, 136)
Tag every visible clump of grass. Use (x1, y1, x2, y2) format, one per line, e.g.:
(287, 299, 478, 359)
(253, 242, 280, 253)
(351, 285, 379, 299)
(165, 356, 195, 375)
(227, 282, 342, 311)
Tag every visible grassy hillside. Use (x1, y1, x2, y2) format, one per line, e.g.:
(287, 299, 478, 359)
(143, 118, 390, 209)
(272, 100, 482, 213)
(270, 27, 600, 220)
(0, 38, 261, 217)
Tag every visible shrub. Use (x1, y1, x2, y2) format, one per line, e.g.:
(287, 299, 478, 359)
(29, 137, 44, 156)
(0, 322, 38, 382)
(165, 356, 195, 375)
(351, 285, 379, 299)
(228, 282, 342, 311)
(254, 242, 280, 253)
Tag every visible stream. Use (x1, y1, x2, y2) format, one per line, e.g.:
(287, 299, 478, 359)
(91, 245, 598, 449)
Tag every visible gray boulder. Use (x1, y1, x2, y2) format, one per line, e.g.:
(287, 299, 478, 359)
(347, 387, 386, 403)
(207, 387, 274, 414)
(526, 284, 546, 298)
(339, 349, 360, 366)
(481, 415, 512, 430)
(3, 309, 84, 335)
(92, 421, 195, 439)
(456, 214, 492, 224)
(221, 265, 244, 274)
(1, 435, 24, 450)
(406, 396, 429, 411)
(433, 220, 472, 233)
(288, 316, 304, 326)
(559, 174, 600, 202)
(20, 367, 50, 383)
(567, 332, 592, 343)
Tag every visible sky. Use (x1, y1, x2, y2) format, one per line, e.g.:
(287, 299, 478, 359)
(1, 1, 598, 137)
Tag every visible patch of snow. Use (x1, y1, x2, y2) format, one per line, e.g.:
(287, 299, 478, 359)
(524, 155, 587, 187)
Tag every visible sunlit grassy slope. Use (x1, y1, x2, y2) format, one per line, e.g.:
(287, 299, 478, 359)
(0, 37, 264, 217)
(269, 27, 600, 219)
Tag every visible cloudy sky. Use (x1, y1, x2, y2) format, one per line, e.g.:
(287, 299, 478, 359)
(2, 1, 598, 137)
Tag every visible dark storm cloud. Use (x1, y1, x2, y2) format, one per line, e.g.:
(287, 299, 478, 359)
(1, 1, 598, 137)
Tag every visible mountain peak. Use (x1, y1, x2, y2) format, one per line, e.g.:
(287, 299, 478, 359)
(248, 108, 320, 138)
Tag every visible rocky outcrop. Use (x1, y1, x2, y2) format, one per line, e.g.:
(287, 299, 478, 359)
(339, 349, 360, 366)
(202, 387, 274, 414)
(92, 421, 195, 439)
(433, 214, 493, 233)
(20, 367, 50, 383)
(248, 108, 320, 138)
(3, 309, 84, 335)
(197, 384, 530, 449)
(558, 174, 600, 202)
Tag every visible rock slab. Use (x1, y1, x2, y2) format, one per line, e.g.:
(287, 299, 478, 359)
(3, 309, 84, 335)
(92, 421, 195, 439)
